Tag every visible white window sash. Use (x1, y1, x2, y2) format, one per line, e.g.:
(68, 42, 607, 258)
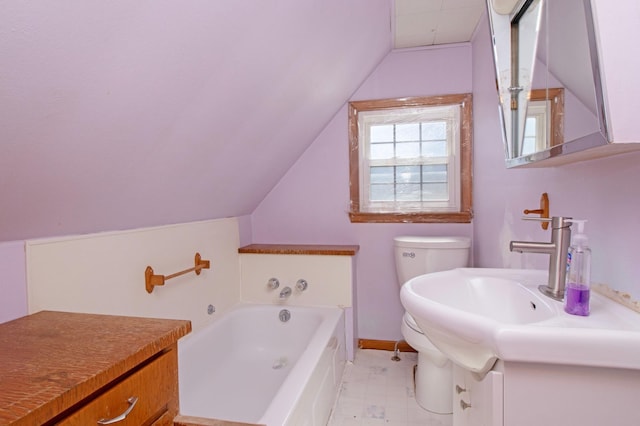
(523, 101, 549, 155)
(358, 105, 461, 213)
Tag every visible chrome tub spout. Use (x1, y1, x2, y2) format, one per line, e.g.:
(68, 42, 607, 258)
(279, 286, 292, 299)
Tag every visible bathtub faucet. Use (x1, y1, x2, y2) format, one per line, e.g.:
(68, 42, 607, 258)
(279, 286, 292, 299)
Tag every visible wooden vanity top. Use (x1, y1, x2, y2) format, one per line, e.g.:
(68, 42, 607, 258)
(238, 244, 359, 256)
(0, 311, 191, 425)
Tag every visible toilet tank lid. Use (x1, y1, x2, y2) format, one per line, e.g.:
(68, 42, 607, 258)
(394, 236, 471, 249)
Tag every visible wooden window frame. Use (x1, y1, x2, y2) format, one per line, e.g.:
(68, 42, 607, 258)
(530, 87, 564, 148)
(348, 94, 473, 223)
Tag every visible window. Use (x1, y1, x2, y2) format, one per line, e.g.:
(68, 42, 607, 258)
(523, 102, 549, 156)
(523, 88, 564, 156)
(348, 94, 472, 223)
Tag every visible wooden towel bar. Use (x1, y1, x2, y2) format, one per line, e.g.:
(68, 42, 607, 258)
(145, 252, 210, 293)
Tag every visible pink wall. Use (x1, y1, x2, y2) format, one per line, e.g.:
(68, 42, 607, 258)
(472, 15, 640, 299)
(471, 17, 557, 272)
(251, 46, 474, 340)
(0, 241, 27, 323)
(4, 12, 639, 338)
(0, 0, 391, 242)
(252, 17, 640, 342)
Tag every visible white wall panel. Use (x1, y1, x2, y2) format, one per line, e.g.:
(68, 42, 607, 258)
(240, 254, 353, 308)
(26, 218, 241, 330)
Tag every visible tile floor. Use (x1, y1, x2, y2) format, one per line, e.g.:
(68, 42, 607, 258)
(327, 349, 452, 426)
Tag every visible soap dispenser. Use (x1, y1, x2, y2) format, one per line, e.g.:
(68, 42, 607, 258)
(565, 219, 591, 316)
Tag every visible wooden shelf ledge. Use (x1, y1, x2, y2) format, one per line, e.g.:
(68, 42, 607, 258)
(238, 244, 359, 256)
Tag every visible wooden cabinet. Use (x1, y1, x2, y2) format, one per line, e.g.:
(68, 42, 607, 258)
(0, 311, 190, 426)
(58, 347, 178, 425)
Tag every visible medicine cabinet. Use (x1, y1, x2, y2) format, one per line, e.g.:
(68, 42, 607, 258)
(486, 0, 640, 168)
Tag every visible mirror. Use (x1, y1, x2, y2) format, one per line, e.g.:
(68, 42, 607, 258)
(487, 0, 610, 167)
(522, 87, 563, 156)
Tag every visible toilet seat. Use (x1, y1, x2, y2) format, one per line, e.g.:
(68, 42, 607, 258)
(403, 312, 425, 334)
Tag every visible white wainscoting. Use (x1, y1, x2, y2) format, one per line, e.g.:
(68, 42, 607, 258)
(26, 218, 242, 330)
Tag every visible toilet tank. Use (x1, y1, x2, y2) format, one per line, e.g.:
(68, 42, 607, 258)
(394, 236, 471, 286)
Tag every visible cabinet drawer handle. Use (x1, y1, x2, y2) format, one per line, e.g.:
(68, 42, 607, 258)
(97, 396, 138, 425)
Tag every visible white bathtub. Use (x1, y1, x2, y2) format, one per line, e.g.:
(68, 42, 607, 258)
(178, 303, 346, 426)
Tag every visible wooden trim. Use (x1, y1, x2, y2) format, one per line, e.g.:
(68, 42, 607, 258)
(349, 211, 472, 223)
(348, 94, 473, 224)
(349, 94, 472, 111)
(460, 94, 473, 217)
(358, 339, 417, 353)
(174, 415, 265, 426)
(530, 87, 564, 147)
(238, 244, 359, 256)
(348, 102, 361, 215)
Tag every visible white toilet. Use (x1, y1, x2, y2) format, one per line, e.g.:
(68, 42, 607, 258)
(394, 236, 471, 414)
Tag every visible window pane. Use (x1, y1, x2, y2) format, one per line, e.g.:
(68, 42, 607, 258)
(422, 165, 447, 183)
(396, 184, 421, 201)
(370, 166, 394, 184)
(370, 143, 394, 159)
(422, 121, 447, 140)
(422, 183, 448, 200)
(396, 166, 420, 183)
(522, 138, 536, 156)
(370, 184, 395, 201)
(524, 117, 537, 137)
(396, 123, 420, 142)
(396, 142, 420, 158)
(522, 117, 537, 156)
(370, 125, 394, 142)
(422, 140, 447, 157)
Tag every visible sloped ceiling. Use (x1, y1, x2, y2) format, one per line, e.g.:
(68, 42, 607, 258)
(0, 0, 392, 242)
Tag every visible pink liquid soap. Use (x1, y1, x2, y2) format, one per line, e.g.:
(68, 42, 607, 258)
(564, 283, 590, 316)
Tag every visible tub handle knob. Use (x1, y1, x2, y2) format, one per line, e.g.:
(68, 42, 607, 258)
(267, 278, 280, 290)
(296, 279, 308, 291)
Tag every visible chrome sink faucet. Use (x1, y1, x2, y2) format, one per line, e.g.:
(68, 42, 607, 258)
(510, 216, 572, 300)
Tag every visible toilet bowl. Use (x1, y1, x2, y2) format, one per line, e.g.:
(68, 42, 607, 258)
(401, 312, 452, 414)
(394, 236, 471, 414)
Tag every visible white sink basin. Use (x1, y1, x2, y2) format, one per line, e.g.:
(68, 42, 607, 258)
(400, 268, 640, 376)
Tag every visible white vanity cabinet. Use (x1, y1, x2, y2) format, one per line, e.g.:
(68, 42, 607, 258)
(501, 362, 640, 426)
(452, 365, 503, 426)
(452, 361, 640, 426)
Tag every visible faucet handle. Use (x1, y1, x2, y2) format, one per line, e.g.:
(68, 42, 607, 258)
(267, 278, 280, 290)
(295, 279, 308, 291)
(521, 216, 552, 222)
(552, 216, 573, 228)
(522, 216, 573, 228)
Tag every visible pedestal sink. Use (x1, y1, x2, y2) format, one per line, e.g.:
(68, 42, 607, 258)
(400, 268, 640, 377)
